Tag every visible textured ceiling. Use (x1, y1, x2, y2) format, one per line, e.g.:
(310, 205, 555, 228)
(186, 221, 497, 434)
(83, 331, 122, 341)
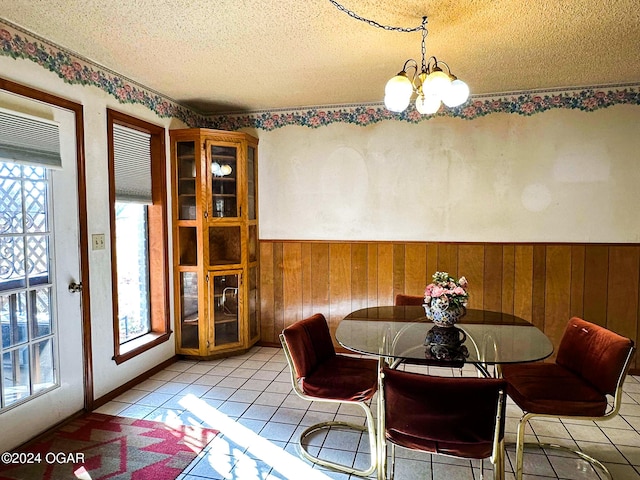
(1, 0, 639, 114)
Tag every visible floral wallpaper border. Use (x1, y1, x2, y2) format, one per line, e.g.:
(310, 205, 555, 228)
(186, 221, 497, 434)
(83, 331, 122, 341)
(207, 84, 640, 131)
(2, 18, 639, 132)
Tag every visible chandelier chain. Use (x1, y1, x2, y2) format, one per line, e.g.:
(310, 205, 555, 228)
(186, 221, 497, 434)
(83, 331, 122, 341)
(328, 0, 427, 33)
(421, 26, 427, 72)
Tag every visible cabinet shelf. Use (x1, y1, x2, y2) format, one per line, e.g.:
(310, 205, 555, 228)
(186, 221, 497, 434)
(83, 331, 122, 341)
(210, 259, 240, 265)
(215, 316, 237, 325)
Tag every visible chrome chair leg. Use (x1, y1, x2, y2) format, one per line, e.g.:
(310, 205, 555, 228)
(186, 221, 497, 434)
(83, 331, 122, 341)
(532, 442, 611, 479)
(389, 443, 396, 480)
(514, 412, 528, 480)
(492, 438, 505, 480)
(298, 401, 377, 476)
(514, 412, 612, 480)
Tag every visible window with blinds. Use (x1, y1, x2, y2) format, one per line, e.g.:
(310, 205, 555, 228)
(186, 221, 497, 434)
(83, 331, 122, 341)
(112, 123, 152, 343)
(108, 109, 170, 362)
(112, 124, 152, 203)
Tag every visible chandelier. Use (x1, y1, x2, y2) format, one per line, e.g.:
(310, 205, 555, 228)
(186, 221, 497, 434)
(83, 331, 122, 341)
(384, 17, 469, 114)
(329, 1, 469, 115)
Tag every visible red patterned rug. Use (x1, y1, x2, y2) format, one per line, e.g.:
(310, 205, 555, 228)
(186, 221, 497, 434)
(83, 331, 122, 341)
(0, 412, 218, 480)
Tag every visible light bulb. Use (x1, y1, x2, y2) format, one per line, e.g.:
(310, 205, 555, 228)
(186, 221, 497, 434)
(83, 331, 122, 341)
(416, 93, 441, 115)
(384, 74, 413, 112)
(442, 79, 470, 107)
(426, 68, 452, 97)
(384, 94, 411, 113)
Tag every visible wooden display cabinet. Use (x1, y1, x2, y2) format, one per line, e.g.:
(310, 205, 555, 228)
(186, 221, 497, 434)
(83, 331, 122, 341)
(170, 128, 259, 358)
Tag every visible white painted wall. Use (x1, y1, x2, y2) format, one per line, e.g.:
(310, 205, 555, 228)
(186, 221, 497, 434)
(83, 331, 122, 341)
(0, 55, 188, 404)
(255, 106, 640, 242)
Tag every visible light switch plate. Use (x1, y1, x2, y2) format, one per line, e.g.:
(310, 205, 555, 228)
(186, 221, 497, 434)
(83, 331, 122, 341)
(92, 233, 105, 250)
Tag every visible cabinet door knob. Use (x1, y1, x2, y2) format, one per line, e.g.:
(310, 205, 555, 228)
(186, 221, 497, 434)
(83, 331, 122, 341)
(68, 281, 83, 293)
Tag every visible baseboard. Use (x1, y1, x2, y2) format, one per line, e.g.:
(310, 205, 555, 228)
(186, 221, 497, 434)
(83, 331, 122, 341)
(92, 355, 179, 410)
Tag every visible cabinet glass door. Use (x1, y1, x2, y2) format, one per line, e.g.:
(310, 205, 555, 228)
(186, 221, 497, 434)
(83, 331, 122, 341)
(248, 266, 258, 339)
(211, 273, 239, 346)
(248, 225, 257, 263)
(247, 146, 257, 220)
(208, 144, 238, 218)
(179, 272, 199, 349)
(176, 141, 197, 220)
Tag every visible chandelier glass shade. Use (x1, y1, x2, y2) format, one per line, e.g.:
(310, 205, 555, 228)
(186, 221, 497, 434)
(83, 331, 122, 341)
(384, 17, 470, 114)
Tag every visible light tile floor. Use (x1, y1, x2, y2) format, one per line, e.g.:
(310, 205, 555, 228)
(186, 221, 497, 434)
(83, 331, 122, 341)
(95, 346, 640, 480)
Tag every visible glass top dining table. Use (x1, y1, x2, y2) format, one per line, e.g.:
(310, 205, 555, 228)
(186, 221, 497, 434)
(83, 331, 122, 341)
(336, 306, 554, 370)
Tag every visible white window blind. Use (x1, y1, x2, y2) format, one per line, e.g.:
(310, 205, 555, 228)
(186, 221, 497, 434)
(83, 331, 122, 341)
(0, 107, 62, 168)
(113, 124, 152, 203)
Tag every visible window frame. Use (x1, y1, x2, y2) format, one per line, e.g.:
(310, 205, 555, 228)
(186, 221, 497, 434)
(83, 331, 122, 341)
(107, 109, 170, 364)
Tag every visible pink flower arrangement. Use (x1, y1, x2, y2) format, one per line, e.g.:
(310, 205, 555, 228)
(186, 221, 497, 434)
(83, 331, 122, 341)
(424, 272, 469, 309)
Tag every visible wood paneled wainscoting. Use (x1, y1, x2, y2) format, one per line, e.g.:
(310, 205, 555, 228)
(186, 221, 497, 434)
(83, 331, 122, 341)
(259, 241, 639, 373)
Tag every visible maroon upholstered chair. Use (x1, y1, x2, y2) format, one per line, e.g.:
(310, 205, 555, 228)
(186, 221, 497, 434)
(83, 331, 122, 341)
(394, 293, 424, 306)
(280, 313, 378, 476)
(501, 317, 635, 480)
(379, 366, 507, 480)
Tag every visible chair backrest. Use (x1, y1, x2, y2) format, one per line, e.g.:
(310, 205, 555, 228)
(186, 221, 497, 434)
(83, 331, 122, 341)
(382, 367, 506, 459)
(394, 294, 424, 306)
(556, 317, 635, 396)
(280, 313, 336, 379)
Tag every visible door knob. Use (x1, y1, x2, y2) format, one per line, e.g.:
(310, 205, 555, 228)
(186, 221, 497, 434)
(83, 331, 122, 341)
(68, 281, 83, 293)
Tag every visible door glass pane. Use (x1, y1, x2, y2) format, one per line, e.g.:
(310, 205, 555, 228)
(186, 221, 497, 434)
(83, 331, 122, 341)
(2, 345, 30, 406)
(1, 292, 27, 348)
(180, 272, 199, 349)
(0, 236, 26, 290)
(210, 144, 237, 218)
(31, 338, 55, 393)
(0, 161, 58, 411)
(23, 179, 48, 233)
(0, 177, 22, 234)
(212, 273, 239, 346)
(26, 235, 50, 284)
(30, 288, 52, 339)
(177, 141, 197, 220)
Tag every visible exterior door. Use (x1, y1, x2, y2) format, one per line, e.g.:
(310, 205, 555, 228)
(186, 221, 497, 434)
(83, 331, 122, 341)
(0, 90, 84, 452)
